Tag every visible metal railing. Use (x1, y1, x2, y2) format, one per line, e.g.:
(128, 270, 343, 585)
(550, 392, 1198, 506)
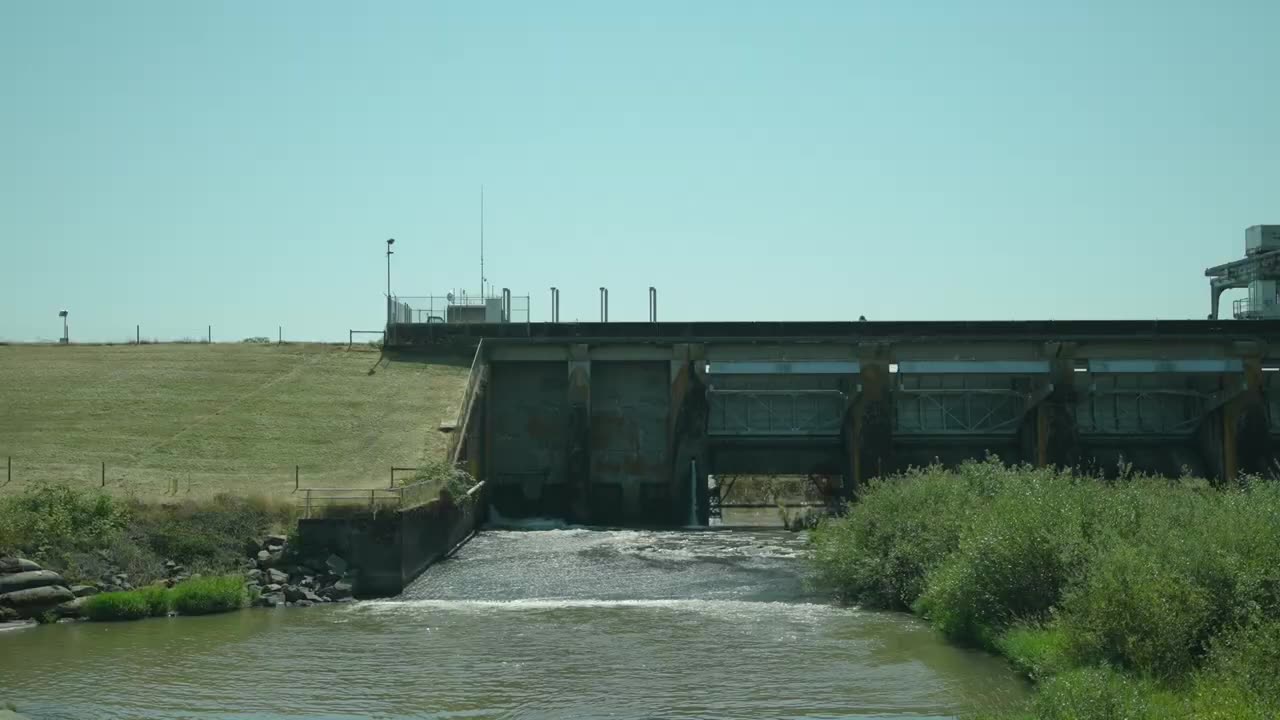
(391, 294, 530, 325)
(447, 341, 487, 464)
(1232, 297, 1277, 319)
(300, 479, 442, 518)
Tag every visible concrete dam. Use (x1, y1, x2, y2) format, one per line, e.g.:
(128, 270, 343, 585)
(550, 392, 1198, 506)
(398, 319, 1280, 527)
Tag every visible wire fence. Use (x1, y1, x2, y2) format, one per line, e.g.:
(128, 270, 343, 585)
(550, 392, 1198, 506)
(0, 457, 437, 502)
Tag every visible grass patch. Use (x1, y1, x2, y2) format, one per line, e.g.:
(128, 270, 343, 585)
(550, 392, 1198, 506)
(0, 343, 469, 497)
(810, 460, 1280, 719)
(83, 590, 152, 621)
(171, 575, 245, 615)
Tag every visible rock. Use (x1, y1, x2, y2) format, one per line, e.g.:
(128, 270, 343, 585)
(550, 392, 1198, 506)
(169, 565, 185, 577)
(283, 585, 306, 603)
(265, 592, 285, 607)
(257, 551, 283, 570)
(256, 550, 271, 563)
(0, 571, 67, 595)
(55, 596, 88, 618)
(324, 554, 348, 575)
(263, 534, 287, 549)
(70, 585, 98, 598)
(266, 569, 288, 585)
(113, 573, 129, 582)
(245, 583, 262, 596)
(0, 606, 18, 622)
(294, 599, 314, 608)
(0, 557, 42, 574)
(164, 559, 177, 569)
(0, 585, 75, 618)
(245, 569, 263, 583)
(300, 575, 315, 589)
(102, 584, 123, 593)
(265, 583, 283, 593)
(119, 581, 134, 591)
(320, 581, 353, 601)
(302, 589, 323, 603)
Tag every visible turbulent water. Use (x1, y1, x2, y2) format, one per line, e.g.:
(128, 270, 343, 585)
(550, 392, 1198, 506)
(0, 529, 1027, 719)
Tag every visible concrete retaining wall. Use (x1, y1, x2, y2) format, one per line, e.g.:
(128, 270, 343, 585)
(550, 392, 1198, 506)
(297, 484, 486, 598)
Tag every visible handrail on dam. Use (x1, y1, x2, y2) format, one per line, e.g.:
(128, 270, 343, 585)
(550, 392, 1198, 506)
(300, 479, 442, 518)
(446, 340, 488, 465)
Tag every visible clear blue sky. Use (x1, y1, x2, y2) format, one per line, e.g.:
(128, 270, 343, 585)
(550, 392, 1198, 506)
(2, 1, 1277, 342)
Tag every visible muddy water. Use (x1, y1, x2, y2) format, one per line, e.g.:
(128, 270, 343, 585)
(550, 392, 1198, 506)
(0, 529, 1027, 719)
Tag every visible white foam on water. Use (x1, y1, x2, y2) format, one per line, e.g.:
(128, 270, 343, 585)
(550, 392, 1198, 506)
(349, 597, 855, 619)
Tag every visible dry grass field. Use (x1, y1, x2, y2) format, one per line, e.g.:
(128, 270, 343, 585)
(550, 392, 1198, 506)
(0, 343, 470, 498)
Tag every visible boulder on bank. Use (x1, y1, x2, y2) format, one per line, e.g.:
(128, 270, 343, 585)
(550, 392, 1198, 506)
(0, 571, 68, 595)
(70, 585, 98, 598)
(54, 596, 89, 619)
(0, 585, 75, 618)
(325, 554, 348, 575)
(266, 569, 288, 585)
(0, 558, 42, 575)
(320, 581, 353, 601)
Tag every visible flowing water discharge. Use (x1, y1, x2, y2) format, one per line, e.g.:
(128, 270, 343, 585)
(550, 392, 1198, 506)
(0, 529, 1028, 719)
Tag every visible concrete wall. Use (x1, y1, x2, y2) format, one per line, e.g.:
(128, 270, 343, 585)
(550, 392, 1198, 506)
(296, 487, 485, 598)
(487, 362, 569, 520)
(589, 361, 670, 524)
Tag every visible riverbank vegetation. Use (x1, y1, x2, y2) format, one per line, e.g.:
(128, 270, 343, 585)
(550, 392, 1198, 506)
(82, 575, 247, 621)
(0, 482, 295, 586)
(810, 460, 1280, 719)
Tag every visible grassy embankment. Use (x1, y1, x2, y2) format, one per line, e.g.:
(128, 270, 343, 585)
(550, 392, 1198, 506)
(0, 342, 469, 498)
(810, 460, 1280, 720)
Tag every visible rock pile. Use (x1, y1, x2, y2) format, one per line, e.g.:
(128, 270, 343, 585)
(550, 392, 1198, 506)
(242, 536, 354, 609)
(0, 557, 78, 622)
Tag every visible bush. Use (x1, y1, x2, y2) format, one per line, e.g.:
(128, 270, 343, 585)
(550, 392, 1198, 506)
(0, 482, 124, 561)
(171, 575, 245, 616)
(809, 460, 1280, 719)
(809, 463, 986, 608)
(139, 585, 172, 617)
(914, 469, 1091, 645)
(408, 459, 477, 509)
(1032, 667, 1178, 720)
(997, 623, 1074, 681)
(83, 591, 152, 621)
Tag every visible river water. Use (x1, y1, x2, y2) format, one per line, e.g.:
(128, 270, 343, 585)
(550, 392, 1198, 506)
(0, 529, 1027, 719)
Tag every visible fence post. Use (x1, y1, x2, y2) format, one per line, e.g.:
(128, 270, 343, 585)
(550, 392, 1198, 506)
(370, 489, 375, 512)
(348, 330, 353, 349)
(136, 325, 140, 344)
(207, 325, 212, 344)
(101, 461, 105, 487)
(390, 466, 394, 489)
(278, 326, 282, 345)
(6, 456, 9, 485)
(295, 465, 299, 492)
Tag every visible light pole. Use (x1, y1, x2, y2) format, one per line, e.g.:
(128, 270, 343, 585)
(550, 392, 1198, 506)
(385, 238, 395, 325)
(58, 310, 68, 344)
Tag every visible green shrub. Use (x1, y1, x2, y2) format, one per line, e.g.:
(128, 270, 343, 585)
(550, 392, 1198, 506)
(1032, 667, 1178, 720)
(1059, 543, 1214, 680)
(997, 623, 1073, 681)
(171, 575, 245, 616)
(809, 463, 985, 608)
(0, 482, 124, 561)
(809, 460, 1280, 719)
(914, 469, 1090, 645)
(138, 585, 172, 617)
(83, 591, 152, 621)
